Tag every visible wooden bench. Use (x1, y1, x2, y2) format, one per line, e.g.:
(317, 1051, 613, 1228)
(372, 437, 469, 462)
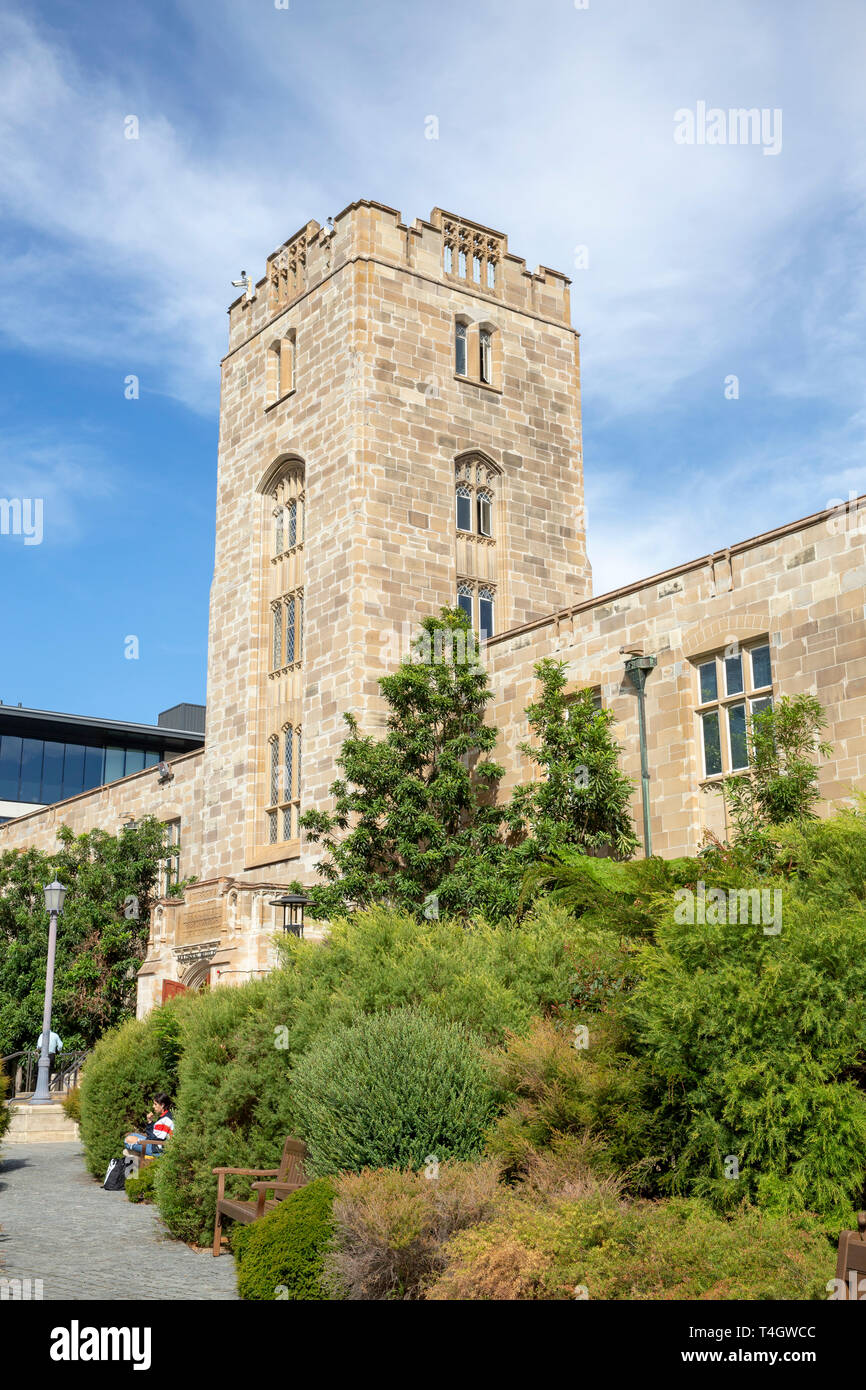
(212, 1135, 307, 1257)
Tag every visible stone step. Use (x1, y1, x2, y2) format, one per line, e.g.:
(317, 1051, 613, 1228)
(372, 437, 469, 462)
(3, 1101, 79, 1144)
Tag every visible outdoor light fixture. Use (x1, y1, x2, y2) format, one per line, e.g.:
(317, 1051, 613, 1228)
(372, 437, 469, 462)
(624, 653, 658, 858)
(31, 880, 67, 1105)
(42, 880, 67, 916)
(268, 892, 310, 938)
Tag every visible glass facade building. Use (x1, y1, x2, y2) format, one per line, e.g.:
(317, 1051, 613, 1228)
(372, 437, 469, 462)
(0, 704, 205, 822)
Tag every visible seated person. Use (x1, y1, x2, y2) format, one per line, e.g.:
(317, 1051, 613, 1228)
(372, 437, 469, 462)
(124, 1093, 175, 1158)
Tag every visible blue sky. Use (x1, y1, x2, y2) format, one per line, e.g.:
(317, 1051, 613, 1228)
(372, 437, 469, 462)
(1, 0, 864, 723)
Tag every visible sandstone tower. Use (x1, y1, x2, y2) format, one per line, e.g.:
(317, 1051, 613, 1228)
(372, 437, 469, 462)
(202, 200, 591, 887)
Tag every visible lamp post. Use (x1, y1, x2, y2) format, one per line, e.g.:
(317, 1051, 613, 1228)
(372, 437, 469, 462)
(624, 654, 657, 858)
(268, 892, 310, 938)
(30, 879, 66, 1105)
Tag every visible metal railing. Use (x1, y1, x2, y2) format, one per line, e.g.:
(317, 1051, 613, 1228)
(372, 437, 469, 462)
(1, 1050, 88, 1100)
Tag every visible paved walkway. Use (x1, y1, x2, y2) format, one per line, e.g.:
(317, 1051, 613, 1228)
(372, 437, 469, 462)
(0, 1143, 238, 1300)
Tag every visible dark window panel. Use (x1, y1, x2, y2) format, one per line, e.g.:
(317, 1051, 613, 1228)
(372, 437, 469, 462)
(62, 744, 86, 799)
(83, 746, 104, 790)
(40, 741, 65, 804)
(19, 739, 44, 802)
(0, 735, 22, 800)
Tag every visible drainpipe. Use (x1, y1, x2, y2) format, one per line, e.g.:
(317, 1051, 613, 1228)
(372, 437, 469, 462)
(624, 654, 658, 857)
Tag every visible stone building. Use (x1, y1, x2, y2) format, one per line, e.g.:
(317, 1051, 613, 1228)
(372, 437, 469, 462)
(1, 199, 864, 1014)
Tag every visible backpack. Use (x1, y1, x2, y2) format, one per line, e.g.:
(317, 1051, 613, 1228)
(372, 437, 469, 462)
(102, 1156, 132, 1191)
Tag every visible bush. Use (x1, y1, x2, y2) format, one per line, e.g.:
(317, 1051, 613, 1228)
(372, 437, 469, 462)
(125, 1163, 157, 1203)
(427, 1192, 835, 1300)
(627, 879, 866, 1219)
(234, 1179, 336, 1300)
(78, 1004, 185, 1179)
(61, 1085, 81, 1124)
(155, 901, 582, 1245)
(329, 1160, 501, 1300)
(154, 977, 295, 1245)
(291, 1007, 495, 1178)
(484, 1017, 659, 1184)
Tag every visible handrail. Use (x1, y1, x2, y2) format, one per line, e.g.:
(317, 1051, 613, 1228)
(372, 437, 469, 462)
(1, 1049, 88, 1100)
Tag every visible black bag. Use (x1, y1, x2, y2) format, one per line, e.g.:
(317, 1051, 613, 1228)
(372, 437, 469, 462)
(102, 1156, 131, 1191)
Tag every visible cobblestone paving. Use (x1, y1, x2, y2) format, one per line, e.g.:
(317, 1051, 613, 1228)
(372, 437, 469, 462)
(0, 1143, 238, 1300)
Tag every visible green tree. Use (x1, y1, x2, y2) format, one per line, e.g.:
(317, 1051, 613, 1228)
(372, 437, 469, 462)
(512, 659, 638, 859)
(0, 817, 173, 1055)
(300, 608, 512, 918)
(713, 693, 832, 850)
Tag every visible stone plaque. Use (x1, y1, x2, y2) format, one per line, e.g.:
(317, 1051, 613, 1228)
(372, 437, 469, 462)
(177, 898, 225, 947)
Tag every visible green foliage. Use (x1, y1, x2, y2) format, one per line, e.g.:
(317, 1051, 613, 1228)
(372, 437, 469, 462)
(513, 659, 637, 859)
(78, 1003, 185, 1178)
(300, 608, 511, 920)
(627, 878, 866, 1219)
(485, 1017, 659, 1184)
(125, 1163, 158, 1203)
(61, 1085, 81, 1123)
(154, 976, 297, 1244)
(234, 1179, 336, 1300)
(712, 693, 833, 851)
(0, 1070, 11, 1148)
(154, 902, 580, 1244)
(291, 1007, 495, 1177)
(427, 1192, 835, 1300)
(0, 818, 172, 1054)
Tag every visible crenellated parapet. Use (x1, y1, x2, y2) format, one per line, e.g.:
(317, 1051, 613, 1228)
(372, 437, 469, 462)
(226, 200, 573, 352)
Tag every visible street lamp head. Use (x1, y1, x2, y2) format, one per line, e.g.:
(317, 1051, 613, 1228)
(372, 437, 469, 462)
(43, 880, 67, 915)
(268, 891, 310, 937)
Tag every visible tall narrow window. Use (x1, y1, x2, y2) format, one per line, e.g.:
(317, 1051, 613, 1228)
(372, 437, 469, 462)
(283, 728, 294, 841)
(456, 485, 472, 532)
(477, 490, 492, 537)
(274, 506, 284, 557)
(271, 603, 282, 671)
(298, 591, 304, 660)
(479, 329, 492, 384)
(458, 249, 467, 278)
(487, 261, 496, 289)
(455, 320, 467, 376)
(473, 254, 482, 283)
(478, 587, 495, 641)
(285, 596, 296, 664)
(287, 499, 297, 549)
(279, 336, 293, 397)
(457, 583, 474, 623)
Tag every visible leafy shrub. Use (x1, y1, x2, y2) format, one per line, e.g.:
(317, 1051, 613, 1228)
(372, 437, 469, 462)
(291, 1007, 495, 1178)
(154, 976, 295, 1245)
(125, 1163, 157, 1203)
(156, 902, 581, 1244)
(234, 1179, 336, 1300)
(0, 1070, 11, 1148)
(627, 883, 866, 1219)
(61, 1085, 81, 1123)
(427, 1192, 835, 1301)
(329, 1159, 501, 1300)
(485, 1017, 658, 1184)
(78, 1004, 186, 1179)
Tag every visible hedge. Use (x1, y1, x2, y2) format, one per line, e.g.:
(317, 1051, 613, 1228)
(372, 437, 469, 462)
(234, 1179, 336, 1300)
